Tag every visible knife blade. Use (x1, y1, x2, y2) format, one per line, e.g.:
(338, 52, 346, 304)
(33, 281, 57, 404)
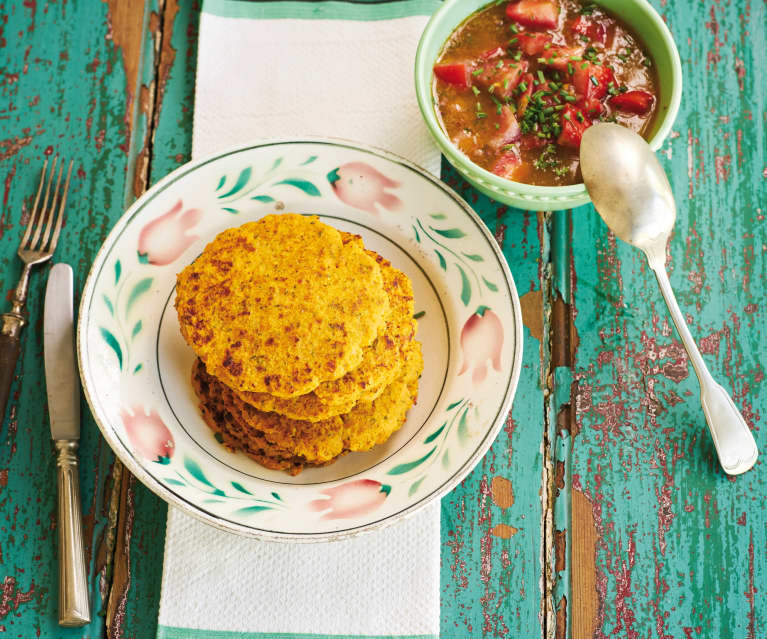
(44, 263, 80, 441)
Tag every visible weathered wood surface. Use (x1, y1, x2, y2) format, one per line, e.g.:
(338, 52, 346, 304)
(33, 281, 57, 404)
(0, 1, 550, 637)
(2, 0, 764, 637)
(553, 0, 767, 637)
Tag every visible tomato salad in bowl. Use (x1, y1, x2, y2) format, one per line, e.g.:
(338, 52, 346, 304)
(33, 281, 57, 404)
(432, 0, 660, 187)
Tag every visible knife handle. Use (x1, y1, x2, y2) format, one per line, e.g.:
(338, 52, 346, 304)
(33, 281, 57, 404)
(55, 440, 90, 626)
(0, 312, 24, 423)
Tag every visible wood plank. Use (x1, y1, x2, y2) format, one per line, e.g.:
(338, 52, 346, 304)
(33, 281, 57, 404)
(438, 169, 548, 637)
(564, 0, 767, 636)
(0, 0, 162, 636)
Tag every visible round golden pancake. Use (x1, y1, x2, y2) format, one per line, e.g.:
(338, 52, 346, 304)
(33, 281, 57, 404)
(176, 214, 390, 397)
(234, 250, 416, 421)
(191, 340, 423, 473)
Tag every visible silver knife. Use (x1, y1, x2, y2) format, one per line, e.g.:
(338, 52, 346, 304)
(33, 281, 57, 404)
(44, 263, 90, 627)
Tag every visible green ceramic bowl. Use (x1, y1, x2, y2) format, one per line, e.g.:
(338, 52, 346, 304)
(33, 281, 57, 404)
(415, 0, 682, 211)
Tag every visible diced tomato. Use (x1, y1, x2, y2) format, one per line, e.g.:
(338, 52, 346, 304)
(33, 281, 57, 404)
(519, 133, 548, 150)
(609, 90, 654, 114)
(573, 63, 614, 101)
(578, 96, 604, 117)
(433, 62, 471, 87)
(538, 46, 583, 72)
(571, 15, 607, 44)
(489, 106, 522, 149)
(491, 150, 522, 178)
(505, 0, 559, 30)
(475, 59, 528, 99)
(516, 32, 552, 56)
(479, 46, 506, 60)
(515, 72, 535, 117)
(557, 105, 592, 148)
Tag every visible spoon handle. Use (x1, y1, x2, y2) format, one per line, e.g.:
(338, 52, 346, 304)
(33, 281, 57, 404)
(651, 263, 758, 475)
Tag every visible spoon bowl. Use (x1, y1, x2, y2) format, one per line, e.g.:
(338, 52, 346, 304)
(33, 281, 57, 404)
(581, 123, 676, 254)
(580, 123, 758, 476)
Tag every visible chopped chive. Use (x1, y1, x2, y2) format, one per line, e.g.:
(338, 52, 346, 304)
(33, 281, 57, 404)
(590, 75, 599, 86)
(502, 144, 516, 151)
(580, 62, 589, 69)
(563, 112, 571, 121)
(518, 81, 528, 93)
(496, 60, 504, 69)
(509, 23, 519, 33)
(537, 57, 547, 64)
(513, 50, 523, 60)
(503, 78, 510, 90)
(570, 55, 582, 61)
(554, 104, 565, 110)
(509, 37, 518, 45)
(563, 94, 576, 102)
(472, 86, 480, 96)
(495, 123, 500, 129)
(568, 62, 574, 75)
(537, 69, 545, 83)
(472, 68, 483, 76)
(576, 111, 585, 122)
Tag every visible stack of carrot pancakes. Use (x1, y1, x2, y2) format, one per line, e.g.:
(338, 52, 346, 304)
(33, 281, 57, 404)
(175, 213, 423, 475)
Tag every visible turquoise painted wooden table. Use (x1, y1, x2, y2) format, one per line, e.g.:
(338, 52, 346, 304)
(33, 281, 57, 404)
(0, 1, 763, 638)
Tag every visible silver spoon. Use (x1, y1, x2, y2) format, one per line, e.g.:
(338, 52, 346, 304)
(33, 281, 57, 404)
(580, 122, 758, 475)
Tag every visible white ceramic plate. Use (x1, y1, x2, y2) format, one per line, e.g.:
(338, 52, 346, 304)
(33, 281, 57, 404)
(78, 139, 523, 541)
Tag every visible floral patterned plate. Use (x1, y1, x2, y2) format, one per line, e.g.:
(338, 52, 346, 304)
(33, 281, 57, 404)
(78, 139, 523, 541)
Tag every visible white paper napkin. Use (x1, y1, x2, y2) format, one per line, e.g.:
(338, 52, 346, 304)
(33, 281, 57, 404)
(156, 2, 442, 638)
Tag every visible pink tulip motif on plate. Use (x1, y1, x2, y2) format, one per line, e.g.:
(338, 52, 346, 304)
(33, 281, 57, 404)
(121, 405, 175, 464)
(137, 199, 202, 265)
(308, 479, 391, 520)
(327, 162, 402, 214)
(458, 306, 504, 385)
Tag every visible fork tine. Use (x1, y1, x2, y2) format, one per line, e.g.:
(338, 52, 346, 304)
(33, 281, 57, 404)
(19, 157, 49, 250)
(29, 154, 58, 251)
(45, 160, 73, 255)
(38, 160, 64, 252)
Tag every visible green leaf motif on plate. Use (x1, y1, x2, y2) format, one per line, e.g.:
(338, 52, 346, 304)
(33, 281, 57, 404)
(102, 294, 114, 316)
(387, 446, 436, 475)
(413, 225, 421, 243)
(457, 407, 470, 443)
(184, 455, 224, 495)
(447, 399, 463, 411)
(133, 363, 143, 374)
(482, 276, 499, 292)
(222, 207, 238, 214)
(251, 195, 274, 203)
(137, 252, 150, 264)
(408, 477, 425, 497)
(268, 157, 283, 172)
(300, 155, 318, 165)
(235, 505, 273, 515)
(456, 264, 471, 306)
(131, 320, 142, 339)
(215, 175, 226, 191)
(424, 422, 446, 444)
(442, 449, 450, 469)
(271, 492, 282, 501)
(126, 277, 153, 315)
(218, 167, 252, 199)
(272, 178, 321, 196)
(430, 226, 466, 239)
(429, 213, 447, 220)
(164, 478, 185, 487)
(231, 481, 253, 495)
(114, 260, 121, 285)
(434, 249, 447, 271)
(99, 327, 122, 370)
(463, 253, 484, 262)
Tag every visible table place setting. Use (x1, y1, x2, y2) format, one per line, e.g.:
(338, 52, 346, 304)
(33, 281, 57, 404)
(0, 0, 764, 637)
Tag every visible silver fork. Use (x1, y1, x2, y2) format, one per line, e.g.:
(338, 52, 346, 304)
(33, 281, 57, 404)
(0, 156, 73, 421)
